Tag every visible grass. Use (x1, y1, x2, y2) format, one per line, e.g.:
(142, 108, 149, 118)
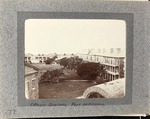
(32, 63, 63, 70)
(33, 63, 96, 99)
(39, 81, 95, 99)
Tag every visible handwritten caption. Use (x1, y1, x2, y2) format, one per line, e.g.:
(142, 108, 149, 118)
(4, 103, 104, 116)
(30, 102, 105, 106)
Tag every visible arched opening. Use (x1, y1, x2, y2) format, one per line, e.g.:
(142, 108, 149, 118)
(87, 92, 105, 98)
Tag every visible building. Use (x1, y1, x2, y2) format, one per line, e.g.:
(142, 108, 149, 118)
(25, 62, 40, 99)
(25, 53, 33, 63)
(25, 53, 56, 64)
(25, 53, 75, 64)
(77, 48, 125, 81)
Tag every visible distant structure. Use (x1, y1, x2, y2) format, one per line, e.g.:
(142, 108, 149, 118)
(25, 53, 57, 63)
(25, 62, 40, 99)
(25, 53, 75, 64)
(77, 48, 125, 81)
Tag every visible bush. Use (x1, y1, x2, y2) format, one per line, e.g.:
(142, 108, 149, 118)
(40, 69, 64, 83)
(77, 62, 106, 81)
(45, 56, 57, 64)
(58, 57, 83, 70)
(59, 57, 69, 68)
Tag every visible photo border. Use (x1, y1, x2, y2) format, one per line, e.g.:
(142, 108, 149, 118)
(17, 12, 133, 106)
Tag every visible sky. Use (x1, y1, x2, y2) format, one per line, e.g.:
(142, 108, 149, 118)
(25, 19, 126, 54)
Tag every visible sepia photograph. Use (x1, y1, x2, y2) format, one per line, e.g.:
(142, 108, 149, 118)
(1, 0, 150, 117)
(24, 19, 126, 99)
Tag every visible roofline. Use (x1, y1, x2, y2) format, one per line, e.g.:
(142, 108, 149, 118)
(77, 53, 125, 58)
(25, 71, 38, 76)
(25, 62, 40, 71)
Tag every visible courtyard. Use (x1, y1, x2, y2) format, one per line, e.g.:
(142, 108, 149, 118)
(39, 80, 95, 99)
(32, 63, 96, 99)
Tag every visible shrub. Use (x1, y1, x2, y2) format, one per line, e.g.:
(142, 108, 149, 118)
(77, 62, 106, 81)
(58, 57, 83, 70)
(40, 69, 64, 83)
(59, 57, 69, 68)
(45, 56, 58, 64)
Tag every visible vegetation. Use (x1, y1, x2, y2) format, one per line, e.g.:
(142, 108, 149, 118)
(58, 56, 83, 70)
(39, 80, 95, 99)
(59, 57, 69, 68)
(42, 56, 107, 84)
(40, 69, 64, 83)
(77, 62, 106, 81)
(45, 56, 57, 64)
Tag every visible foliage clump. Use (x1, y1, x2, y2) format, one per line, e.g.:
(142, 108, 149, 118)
(77, 62, 106, 81)
(41, 69, 64, 83)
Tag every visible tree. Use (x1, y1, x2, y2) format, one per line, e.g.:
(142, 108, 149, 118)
(45, 56, 58, 64)
(40, 69, 64, 83)
(77, 62, 106, 81)
(45, 58, 54, 64)
(58, 56, 83, 70)
(59, 57, 69, 68)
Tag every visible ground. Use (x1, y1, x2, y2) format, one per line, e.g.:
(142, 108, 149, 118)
(32, 63, 95, 99)
(32, 63, 63, 70)
(39, 81, 95, 99)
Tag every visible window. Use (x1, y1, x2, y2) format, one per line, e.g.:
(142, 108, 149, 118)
(25, 81, 29, 91)
(98, 49, 101, 53)
(111, 59, 112, 64)
(32, 78, 36, 89)
(110, 48, 114, 53)
(112, 58, 115, 65)
(103, 48, 105, 53)
(116, 48, 121, 54)
(115, 59, 118, 65)
(43, 57, 46, 60)
(95, 56, 96, 61)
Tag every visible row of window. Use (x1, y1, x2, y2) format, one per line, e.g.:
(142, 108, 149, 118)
(25, 57, 31, 60)
(104, 73, 119, 81)
(81, 55, 123, 65)
(98, 48, 121, 54)
(82, 48, 121, 54)
(104, 65, 119, 73)
(25, 57, 50, 60)
(35, 57, 49, 60)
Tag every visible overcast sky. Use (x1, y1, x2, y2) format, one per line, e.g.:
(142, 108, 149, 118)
(25, 19, 126, 54)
